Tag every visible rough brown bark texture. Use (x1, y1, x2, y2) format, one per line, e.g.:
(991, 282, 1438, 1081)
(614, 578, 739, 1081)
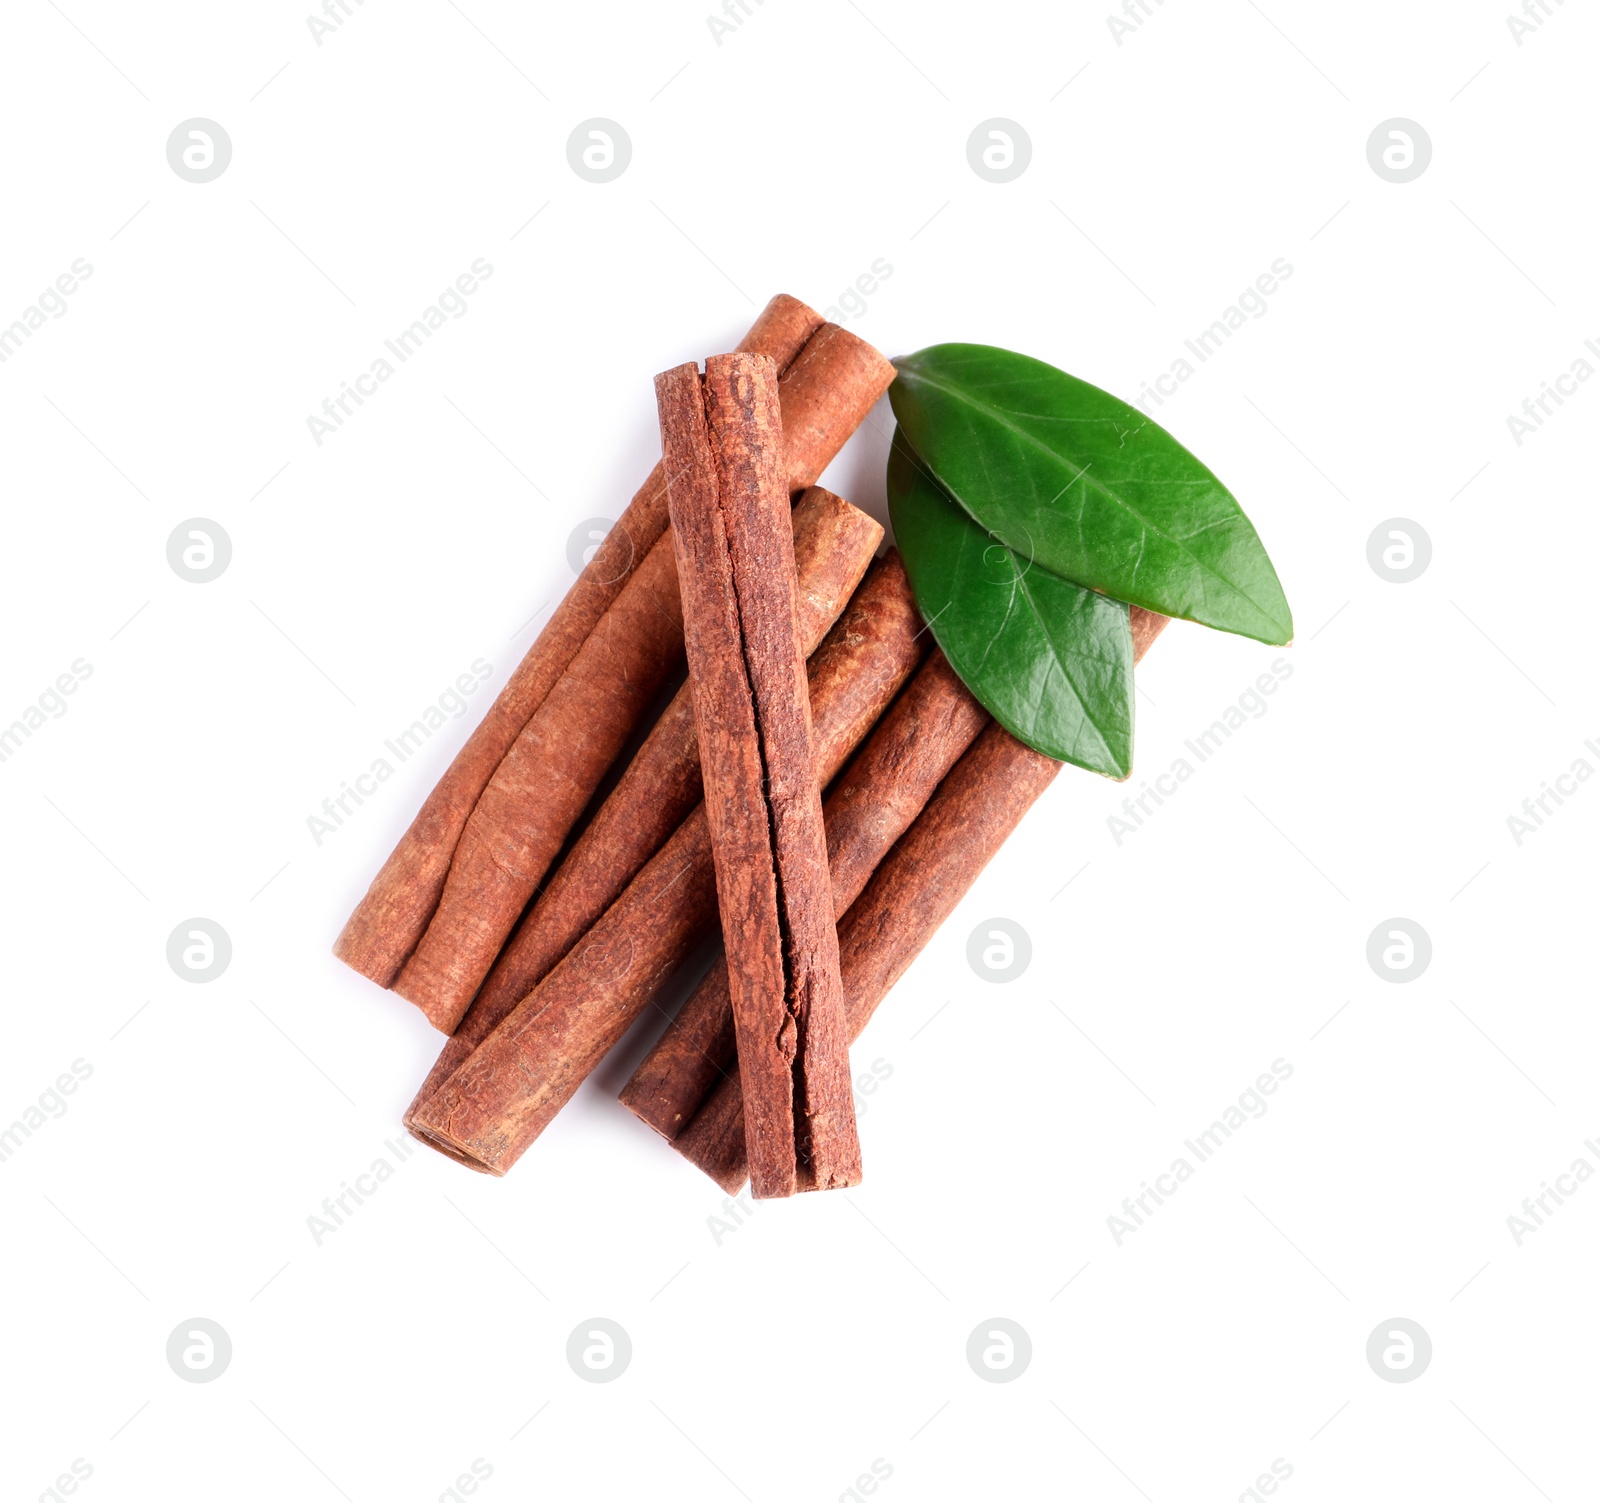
(673, 608, 1170, 1192)
(657, 353, 858, 1197)
(405, 554, 926, 1176)
(390, 529, 689, 1030)
(386, 320, 895, 1035)
(334, 294, 826, 989)
(402, 489, 880, 1128)
(336, 307, 895, 1017)
(620, 650, 990, 1141)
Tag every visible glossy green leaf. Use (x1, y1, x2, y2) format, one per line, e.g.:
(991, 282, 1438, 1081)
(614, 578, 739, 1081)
(890, 343, 1293, 645)
(888, 437, 1135, 778)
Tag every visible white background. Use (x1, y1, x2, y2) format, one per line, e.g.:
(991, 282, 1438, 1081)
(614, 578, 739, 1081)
(2, 1, 1596, 1499)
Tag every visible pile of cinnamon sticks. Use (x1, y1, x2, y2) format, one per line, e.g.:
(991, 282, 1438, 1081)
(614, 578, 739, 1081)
(336, 294, 1166, 1198)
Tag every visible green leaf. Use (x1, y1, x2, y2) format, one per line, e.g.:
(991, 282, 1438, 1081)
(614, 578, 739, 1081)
(888, 437, 1135, 778)
(889, 343, 1293, 645)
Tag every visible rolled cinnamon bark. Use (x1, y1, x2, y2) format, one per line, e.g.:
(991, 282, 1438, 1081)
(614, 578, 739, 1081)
(658, 353, 858, 1196)
(438, 491, 881, 1061)
(334, 301, 893, 994)
(620, 650, 989, 1141)
(673, 608, 1170, 1193)
(401, 490, 881, 1126)
(390, 340, 896, 1033)
(405, 552, 927, 1175)
(390, 528, 688, 1030)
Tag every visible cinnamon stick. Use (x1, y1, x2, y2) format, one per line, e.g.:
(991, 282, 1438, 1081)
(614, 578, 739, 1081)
(673, 608, 1170, 1193)
(401, 488, 881, 1127)
(657, 352, 858, 1196)
(620, 650, 989, 1140)
(405, 552, 927, 1175)
(390, 527, 688, 1030)
(389, 339, 896, 1033)
(335, 302, 894, 999)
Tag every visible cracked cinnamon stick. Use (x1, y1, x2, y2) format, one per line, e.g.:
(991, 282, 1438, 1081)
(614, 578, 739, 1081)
(620, 648, 990, 1140)
(401, 488, 881, 1129)
(406, 552, 926, 1175)
(336, 302, 894, 1005)
(673, 608, 1169, 1193)
(657, 352, 857, 1197)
